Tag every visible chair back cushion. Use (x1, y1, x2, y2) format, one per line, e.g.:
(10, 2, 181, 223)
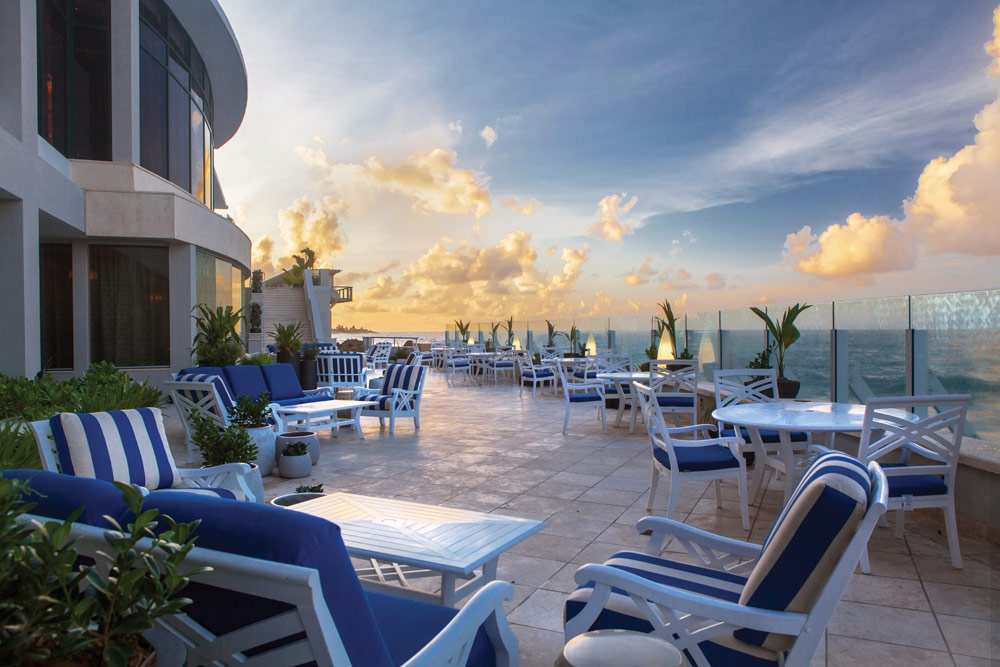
(173, 372, 235, 416)
(260, 363, 305, 401)
(49, 408, 181, 491)
(223, 365, 271, 402)
(736, 451, 871, 650)
(2, 469, 129, 528)
(380, 364, 426, 397)
(139, 492, 394, 667)
(404, 352, 420, 366)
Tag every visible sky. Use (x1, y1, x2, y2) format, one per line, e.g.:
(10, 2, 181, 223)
(214, 1, 1000, 332)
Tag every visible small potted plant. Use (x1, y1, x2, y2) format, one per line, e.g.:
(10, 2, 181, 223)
(269, 321, 303, 371)
(191, 304, 245, 367)
(251, 268, 264, 293)
(278, 440, 311, 479)
(248, 302, 262, 334)
(750, 302, 812, 398)
(190, 414, 263, 502)
(300, 344, 319, 390)
(270, 483, 325, 507)
(0, 479, 203, 665)
(228, 392, 276, 476)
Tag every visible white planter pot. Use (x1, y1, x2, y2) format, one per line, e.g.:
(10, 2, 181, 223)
(278, 454, 312, 479)
(245, 464, 265, 502)
(247, 426, 276, 476)
(275, 431, 319, 466)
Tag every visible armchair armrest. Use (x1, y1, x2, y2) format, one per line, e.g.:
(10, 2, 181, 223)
(665, 423, 718, 436)
(304, 387, 334, 397)
(177, 463, 256, 502)
(635, 515, 761, 567)
(565, 382, 605, 392)
(402, 581, 517, 667)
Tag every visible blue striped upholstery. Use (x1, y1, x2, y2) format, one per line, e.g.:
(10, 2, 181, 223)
(50, 408, 181, 491)
(174, 373, 235, 416)
(735, 452, 871, 650)
(653, 444, 741, 472)
(566, 552, 777, 666)
(721, 427, 808, 444)
(356, 391, 393, 410)
(156, 486, 238, 500)
(381, 365, 426, 397)
(404, 352, 421, 365)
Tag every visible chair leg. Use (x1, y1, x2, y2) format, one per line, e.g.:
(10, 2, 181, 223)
(714, 479, 722, 508)
(647, 467, 659, 511)
(859, 547, 871, 574)
(600, 405, 607, 433)
(943, 503, 963, 569)
(667, 478, 680, 521)
(738, 474, 750, 530)
(562, 407, 570, 434)
(389, 415, 396, 434)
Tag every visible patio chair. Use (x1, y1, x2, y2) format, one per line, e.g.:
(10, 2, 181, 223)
(403, 351, 424, 366)
(9, 470, 519, 667)
(317, 351, 372, 390)
(515, 350, 556, 398)
(540, 346, 562, 364)
(353, 364, 428, 434)
(29, 407, 257, 501)
(631, 359, 698, 432)
(856, 394, 971, 571)
(485, 350, 516, 385)
(366, 341, 393, 370)
(444, 348, 472, 386)
(713, 368, 811, 501)
(564, 450, 888, 667)
(166, 372, 241, 463)
(556, 362, 606, 434)
(634, 382, 749, 529)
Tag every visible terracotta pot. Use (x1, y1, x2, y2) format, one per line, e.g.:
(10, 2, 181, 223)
(776, 377, 801, 398)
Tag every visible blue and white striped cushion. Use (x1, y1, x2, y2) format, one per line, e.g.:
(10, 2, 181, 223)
(174, 372, 235, 416)
(381, 365, 426, 396)
(404, 352, 421, 365)
(735, 451, 871, 650)
(50, 408, 181, 491)
(151, 486, 239, 500)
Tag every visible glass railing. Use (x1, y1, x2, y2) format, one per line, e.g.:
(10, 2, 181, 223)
(443, 288, 1000, 441)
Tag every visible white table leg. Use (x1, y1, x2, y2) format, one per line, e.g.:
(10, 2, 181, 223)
(613, 381, 627, 427)
(780, 430, 795, 506)
(441, 572, 457, 607)
(747, 427, 767, 505)
(354, 406, 366, 439)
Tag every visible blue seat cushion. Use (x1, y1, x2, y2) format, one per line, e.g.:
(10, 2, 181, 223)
(151, 486, 237, 500)
(491, 361, 514, 368)
(449, 361, 470, 368)
(138, 491, 394, 667)
(569, 393, 602, 403)
(366, 590, 495, 667)
(573, 371, 598, 379)
(881, 464, 947, 497)
(522, 370, 554, 378)
(260, 364, 305, 401)
(1, 469, 128, 528)
(653, 444, 741, 472)
(272, 394, 333, 407)
(223, 365, 270, 402)
(656, 395, 695, 408)
(605, 384, 630, 393)
(720, 427, 808, 444)
(357, 392, 395, 410)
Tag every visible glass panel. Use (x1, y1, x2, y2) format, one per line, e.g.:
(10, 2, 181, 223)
(139, 0, 167, 35)
(834, 297, 909, 403)
(167, 55, 187, 88)
(38, 0, 69, 155)
(231, 266, 242, 312)
(912, 290, 1000, 441)
(72, 0, 110, 27)
(139, 21, 166, 62)
(720, 308, 766, 372)
(778, 302, 831, 399)
(166, 10, 189, 64)
(609, 315, 655, 366)
(204, 123, 212, 207)
(167, 75, 189, 189)
(39, 243, 74, 370)
(70, 24, 111, 160)
(139, 48, 167, 177)
(686, 311, 719, 380)
(89, 245, 169, 367)
(215, 258, 231, 308)
(195, 250, 214, 307)
(190, 105, 205, 201)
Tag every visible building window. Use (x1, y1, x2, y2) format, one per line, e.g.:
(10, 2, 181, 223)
(36, 0, 111, 160)
(39, 243, 74, 370)
(89, 245, 169, 367)
(138, 0, 213, 205)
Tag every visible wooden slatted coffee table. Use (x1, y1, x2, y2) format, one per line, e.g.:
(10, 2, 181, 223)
(290, 492, 544, 606)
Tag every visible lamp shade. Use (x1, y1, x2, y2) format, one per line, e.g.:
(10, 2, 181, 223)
(512, 334, 522, 351)
(585, 333, 597, 356)
(468, 334, 476, 345)
(657, 331, 675, 360)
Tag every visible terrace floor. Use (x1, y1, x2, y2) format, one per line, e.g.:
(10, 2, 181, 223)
(167, 372, 1000, 666)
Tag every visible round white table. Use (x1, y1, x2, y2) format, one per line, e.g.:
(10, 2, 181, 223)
(596, 371, 649, 430)
(712, 401, 913, 505)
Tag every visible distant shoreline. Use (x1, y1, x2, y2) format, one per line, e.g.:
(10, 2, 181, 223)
(331, 327, 376, 334)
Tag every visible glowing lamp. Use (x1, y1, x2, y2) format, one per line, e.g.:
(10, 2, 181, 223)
(657, 331, 675, 360)
(512, 334, 522, 351)
(468, 334, 476, 345)
(585, 333, 597, 356)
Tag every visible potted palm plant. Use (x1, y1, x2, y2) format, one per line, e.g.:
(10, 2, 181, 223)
(228, 392, 276, 476)
(269, 322, 303, 370)
(544, 320, 566, 351)
(749, 303, 812, 398)
(191, 304, 245, 367)
(454, 319, 472, 344)
(190, 414, 263, 502)
(565, 325, 585, 357)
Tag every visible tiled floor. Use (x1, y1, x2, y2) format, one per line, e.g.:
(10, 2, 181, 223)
(167, 372, 1000, 666)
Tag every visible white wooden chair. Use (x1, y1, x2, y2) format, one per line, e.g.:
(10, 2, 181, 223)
(485, 350, 516, 385)
(366, 341, 393, 370)
(515, 350, 556, 398)
(634, 382, 749, 529)
(856, 394, 971, 571)
(444, 348, 472, 386)
(564, 451, 889, 666)
(316, 351, 373, 390)
(631, 359, 698, 432)
(556, 362, 606, 434)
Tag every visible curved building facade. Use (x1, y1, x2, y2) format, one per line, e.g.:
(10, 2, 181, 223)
(0, 0, 250, 384)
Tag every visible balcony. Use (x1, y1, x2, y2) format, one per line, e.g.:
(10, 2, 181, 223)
(332, 285, 353, 304)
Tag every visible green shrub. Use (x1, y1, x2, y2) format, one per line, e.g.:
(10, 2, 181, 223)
(0, 422, 41, 470)
(69, 362, 163, 414)
(228, 392, 271, 429)
(190, 414, 258, 466)
(238, 352, 273, 366)
(281, 440, 308, 457)
(295, 484, 324, 493)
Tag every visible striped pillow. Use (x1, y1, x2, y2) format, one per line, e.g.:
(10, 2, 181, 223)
(174, 372, 235, 416)
(736, 451, 871, 650)
(50, 408, 182, 491)
(380, 364, 426, 396)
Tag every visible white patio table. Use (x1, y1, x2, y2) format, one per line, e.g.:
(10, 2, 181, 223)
(712, 400, 914, 505)
(466, 351, 499, 383)
(274, 399, 377, 438)
(290, 493, 544, 606)
(596, 371, 648, 430)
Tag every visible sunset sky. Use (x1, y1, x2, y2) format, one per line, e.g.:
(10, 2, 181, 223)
(215, 1, 1000, 332)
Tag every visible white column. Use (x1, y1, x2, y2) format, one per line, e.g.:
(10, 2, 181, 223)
(71, 240, 91, 374)
(110, 0, 140, 164)
(0, 200, 41, 376)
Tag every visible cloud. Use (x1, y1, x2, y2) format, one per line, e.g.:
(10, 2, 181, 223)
(579, 292, 613, 317)
(627, 298, 644, 313)
(252, 196, 348, 276)
(296, 143, 493, 225)
(783, 214, 917, 277)
(500, 196, 544, 216)
(362, 274, 407, 300)
(706, 272, 729, 289)
(683, 230, 697, 244)
(339, 137, 350, 145)
(586, 193, 638, 244)
(448, 120, 463, 134)
(669, 239, 682, 257)
(344, 301, 390, 313)
(625, 256, 657, 286)
(480, 125, 497, 147)
(338, 260, 401, 285)
(783, 7, 1000, 278)
(544, 245, 557, 256)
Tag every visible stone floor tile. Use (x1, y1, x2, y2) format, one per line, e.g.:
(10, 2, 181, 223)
(508, 588, 569, 633)
(560, 500, 628, 522)
(541, 562, 584, 594)
(508, 533, 591, 562)
(510, 623, 566, 667)
(827, 601, 946, 651)
(912, 555, 1000, 589)
(496, 553, 566, 588)
(857, 551, 920, 580)
(841, 574, 931, 611)
(526, 481, 589, 500)
(539, 513, 613, 541)
(575, 486, 643, 507)
(826, 634, 953, 666)
(547, 471, 604, 487)
(923, 581, 1000, 620)
(938, 614, 1000, 660)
